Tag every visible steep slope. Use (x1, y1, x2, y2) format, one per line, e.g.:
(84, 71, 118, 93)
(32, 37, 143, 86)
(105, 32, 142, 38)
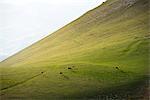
(0, 0, 149, 99)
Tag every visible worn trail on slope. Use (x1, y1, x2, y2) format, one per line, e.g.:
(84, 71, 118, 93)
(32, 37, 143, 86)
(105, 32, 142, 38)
(123, 40, 141, 55)
(0, 71, 45, 91)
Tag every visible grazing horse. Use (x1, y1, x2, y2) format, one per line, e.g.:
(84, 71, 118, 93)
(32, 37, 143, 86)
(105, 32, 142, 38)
(68, 67, 72, 69)
(116, 67, 119, 70)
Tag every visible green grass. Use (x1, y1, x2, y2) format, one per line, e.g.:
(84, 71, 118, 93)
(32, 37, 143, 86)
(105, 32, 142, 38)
(0, 0, 149, 99)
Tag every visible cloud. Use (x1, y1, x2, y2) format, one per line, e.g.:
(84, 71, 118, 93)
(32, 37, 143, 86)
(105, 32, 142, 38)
(0, 0, 106, 60)
(1, 0, 99, 6)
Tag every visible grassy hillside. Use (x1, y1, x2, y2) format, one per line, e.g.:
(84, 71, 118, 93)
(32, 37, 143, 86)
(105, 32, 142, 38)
(0, 0, 149, 99)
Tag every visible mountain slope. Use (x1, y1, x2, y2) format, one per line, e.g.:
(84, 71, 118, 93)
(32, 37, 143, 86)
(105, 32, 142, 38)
(0, 0, 149, 99)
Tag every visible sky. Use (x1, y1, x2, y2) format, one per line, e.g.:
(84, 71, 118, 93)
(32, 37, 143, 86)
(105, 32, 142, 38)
(0, 0, 106, 61)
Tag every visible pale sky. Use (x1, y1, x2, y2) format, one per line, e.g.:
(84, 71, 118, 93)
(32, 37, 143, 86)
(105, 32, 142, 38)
(0, 0, 106, 61)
